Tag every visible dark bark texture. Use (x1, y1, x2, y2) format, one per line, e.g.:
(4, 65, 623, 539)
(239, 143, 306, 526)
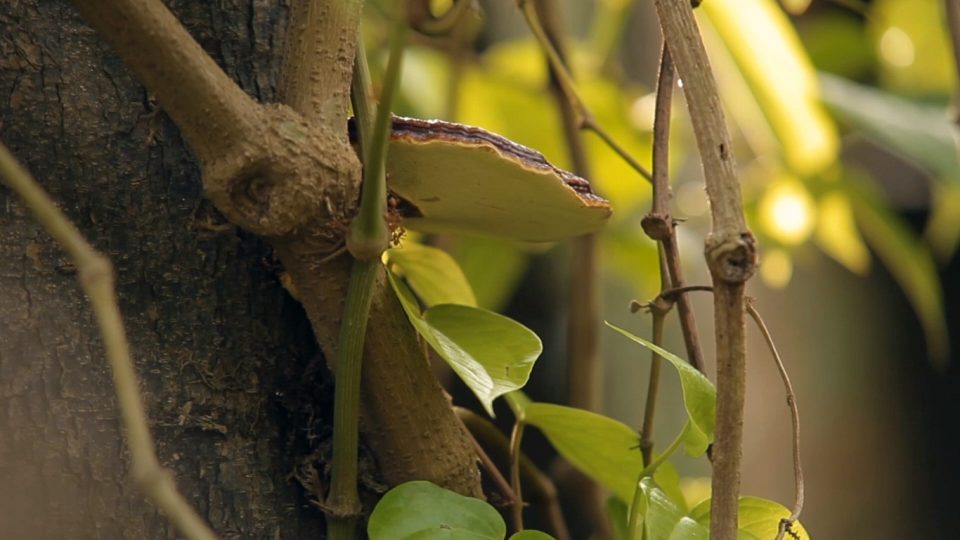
(1, 1, 334, 537)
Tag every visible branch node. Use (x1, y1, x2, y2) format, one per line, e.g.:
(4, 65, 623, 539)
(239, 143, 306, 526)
(641, 212, 673, 242)
(705, 230, 757, 284)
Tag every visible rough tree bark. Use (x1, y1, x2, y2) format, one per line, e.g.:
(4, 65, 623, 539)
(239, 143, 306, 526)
(0, 1, 332, 536)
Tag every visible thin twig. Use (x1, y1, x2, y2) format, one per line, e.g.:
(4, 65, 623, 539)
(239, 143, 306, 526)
(0, 143, 217, 540)
(452, 407, 517, 506)
(746, 302, 804, 540)
(509, 420, 527, 532)
(644, 45, 707, 374)
(456, 407, 571, 540)
(639, 307, 666, 467)
(515, 0, 653, 183)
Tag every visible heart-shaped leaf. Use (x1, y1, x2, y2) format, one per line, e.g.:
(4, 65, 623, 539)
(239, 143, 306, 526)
(388, 272, 541, 416)
(368, 481, 506, 540)
(688, 496, 810, 540)
(606, 323, 716, 456)
(522, 403, 642, 503)
(386, 241, 477, 307)
(635, 477, 709, 540)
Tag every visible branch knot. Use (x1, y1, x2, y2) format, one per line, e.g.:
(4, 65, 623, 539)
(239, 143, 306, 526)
(705, 230, 757, 284)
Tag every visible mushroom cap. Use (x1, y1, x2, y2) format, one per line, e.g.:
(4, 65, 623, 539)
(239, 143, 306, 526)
(351, 116, 612, 242)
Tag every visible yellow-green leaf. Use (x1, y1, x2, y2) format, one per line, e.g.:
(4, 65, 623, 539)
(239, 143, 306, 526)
(386, 241, 477, 307)
(388, 272, 542, 416)
(523, 403, 642, 503)
(606, 323, 717, 456)
(688, 496, 811, 540)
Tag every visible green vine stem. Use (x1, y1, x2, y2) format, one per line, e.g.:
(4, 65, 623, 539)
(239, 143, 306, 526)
(625, 423, 686, 539)
(0, 143, 217, 540)
(509, 420, 527, 532)
(326, 19, 406, 540)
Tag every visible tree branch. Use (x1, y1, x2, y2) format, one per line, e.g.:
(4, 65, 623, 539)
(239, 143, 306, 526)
(68, 0, 260, 162)
(279, 0, 362, 130)
(651, 1, 757, 538)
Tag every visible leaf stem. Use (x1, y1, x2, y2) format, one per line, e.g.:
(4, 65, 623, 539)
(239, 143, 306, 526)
(626, 423, 686, 540)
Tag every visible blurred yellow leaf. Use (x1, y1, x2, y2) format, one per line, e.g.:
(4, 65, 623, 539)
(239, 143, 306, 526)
(701, 0, 839, 175)
(869, 0, 954, 95)
(815, 191, 871, 275)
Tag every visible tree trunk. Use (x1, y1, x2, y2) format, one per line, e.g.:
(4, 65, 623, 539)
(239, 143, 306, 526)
(1, 1, 332, 536)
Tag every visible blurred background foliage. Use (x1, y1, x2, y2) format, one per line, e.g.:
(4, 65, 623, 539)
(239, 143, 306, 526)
(365, 0, 959, 537)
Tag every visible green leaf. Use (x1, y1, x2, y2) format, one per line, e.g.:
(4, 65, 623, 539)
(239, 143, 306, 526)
(846, 175, 949, 365)
(388, 272, 542, 416)
(636, 477, 709, 540)
(522, 403, 642, 503)
(368, 481, 506, 540)
(508, 531, 555, 540)
(820, 74, 959, 183)
(386, 241, 477, 307)
(688, 496, 810, 540)
(605, 323, 717, 456)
